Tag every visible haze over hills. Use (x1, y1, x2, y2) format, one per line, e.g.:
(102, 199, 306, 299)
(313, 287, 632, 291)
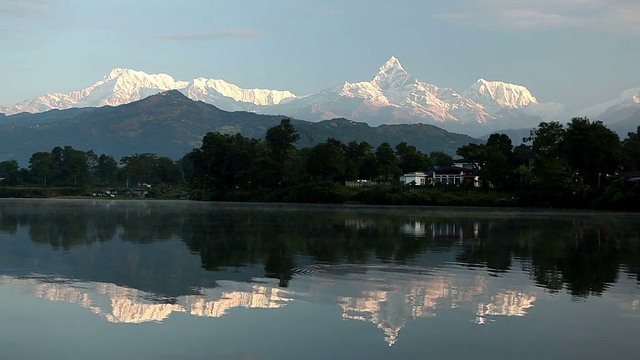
(1, 57, 638, 137)
(0, 91, 479, 166)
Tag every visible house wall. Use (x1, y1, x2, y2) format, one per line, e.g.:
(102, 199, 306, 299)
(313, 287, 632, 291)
(401, 170, 480, 187)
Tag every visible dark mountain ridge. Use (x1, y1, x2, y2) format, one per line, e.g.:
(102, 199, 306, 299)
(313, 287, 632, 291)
(0, 91, 480, 166)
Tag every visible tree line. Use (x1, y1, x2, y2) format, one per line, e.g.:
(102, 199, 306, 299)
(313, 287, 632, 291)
(0, 117, 638, 209)
(186, 119, 458, 199)
(455, 118, 639, 208)
(0, 146, 185, 191)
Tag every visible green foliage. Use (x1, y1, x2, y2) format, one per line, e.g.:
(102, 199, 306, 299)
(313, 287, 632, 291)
(29, 152, 52, 185)
(375, 142, 402, 181)
(188, 132, 259, 199)
(120, 153, 160, 186)
(0, 160, 20, 185)
(621, 126, 640, 171)
(560, 117, 622, 186)
(456, 137, 517, 189)
(456, 143, 488, 170)
(307, 139, 346, 181)
(395, 142, 430, 173)
(280, 182, 347, 203)
(486, 133, 513, 156)
(266, 118, 300, 186)
(429, 151, 453, 167)
(94, 154, 119, 184)
(344, 141, 377, 180)
(40, 146, 89, 187)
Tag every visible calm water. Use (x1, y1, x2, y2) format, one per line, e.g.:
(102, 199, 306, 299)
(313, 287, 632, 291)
(0, 199, 639, 359)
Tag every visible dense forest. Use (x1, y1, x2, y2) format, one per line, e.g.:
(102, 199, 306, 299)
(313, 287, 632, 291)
(0, 118, 639, 210)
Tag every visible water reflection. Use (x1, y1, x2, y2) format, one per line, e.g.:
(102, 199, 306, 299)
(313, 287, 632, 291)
(1, 268, 544, 347)
(1, 274, 292, 323)
(1, 199, 639, 297)
(1, 199, 640, 349)
(4, 265, 638, 347)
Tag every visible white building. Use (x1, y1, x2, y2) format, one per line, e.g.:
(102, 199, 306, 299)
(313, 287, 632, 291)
(399, 172, 429, 186)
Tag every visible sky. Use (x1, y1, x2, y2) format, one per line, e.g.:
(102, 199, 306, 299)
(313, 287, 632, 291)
(1, 0, 639, 111)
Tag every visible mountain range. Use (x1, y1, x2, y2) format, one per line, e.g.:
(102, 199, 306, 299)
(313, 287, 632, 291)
(0, 91, 479, 166)
(2, 57, 638, 137)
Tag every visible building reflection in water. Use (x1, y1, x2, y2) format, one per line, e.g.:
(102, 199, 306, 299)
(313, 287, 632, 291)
(400, 220, 480, 240)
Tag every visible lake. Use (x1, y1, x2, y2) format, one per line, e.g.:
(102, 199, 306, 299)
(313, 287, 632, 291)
(0, 199, 639, 359)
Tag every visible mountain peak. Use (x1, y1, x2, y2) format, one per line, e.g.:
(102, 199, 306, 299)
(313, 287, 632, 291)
(375, 56, 408, 79)
(464, 78, 537, 109)
(373, 56, 416, 91)
(380, 56, 404, 72)
(105, 68, 138, 81)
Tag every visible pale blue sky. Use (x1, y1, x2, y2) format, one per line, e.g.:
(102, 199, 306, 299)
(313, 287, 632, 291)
(1, 0, 639, 111)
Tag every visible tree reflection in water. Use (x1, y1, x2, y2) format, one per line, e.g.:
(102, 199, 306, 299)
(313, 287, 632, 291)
(0, 200, 638, 298)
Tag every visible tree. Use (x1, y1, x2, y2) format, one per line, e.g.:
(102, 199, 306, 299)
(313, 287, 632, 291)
(86, 150, 99, 183)
(486, 133, 513, 158)
(526, 121, 565, 153)
(29, 152, 52, 185)
(456, 143, 489, 171)
(95, 154, 119, 184)
(344, 141, 376, 180)
(512, 144, 533, 168)
(485, 133, 515, 188)
(456, 143, 493, 188)
(560, 117, 622, 187)
(456, 135, 517, 189)
(62, 147, 89, 187)
(155, 156, 185, 187)
(306, 139, 346, 181)
(0, 160, 20, 185)
(43, 146, 89, 186)
(375, 142, 401, 181)
(622, 126, 640, 171)
(483, 148, 511, 188)
(512, 144, 534, 187)
(120, 153, 159, 187)
(265, 119, 300, 186)
(395, 142, 430, 173)
(188, 132, 258, 198)
(525, 122, 567, 187)
(429, 151, 453, 168)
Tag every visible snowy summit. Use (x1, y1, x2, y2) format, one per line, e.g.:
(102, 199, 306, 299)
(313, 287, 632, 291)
(1, 56, 636, 136)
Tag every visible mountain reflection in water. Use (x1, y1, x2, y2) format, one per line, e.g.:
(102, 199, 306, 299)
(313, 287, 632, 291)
(1, 199, 639, 351)
(1, 266, 546, 347)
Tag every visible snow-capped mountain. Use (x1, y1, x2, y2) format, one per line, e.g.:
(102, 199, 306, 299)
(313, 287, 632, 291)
(578, 88, 640, 136)
(0, 68, 296, 115)
(580, 87, 640, 119)
(463, 79, 537, 112)
(5, 56, 635, 137)
(262, 57, 554, 135)
(0, 68, 188, 115)
(184, 77, 296, 111)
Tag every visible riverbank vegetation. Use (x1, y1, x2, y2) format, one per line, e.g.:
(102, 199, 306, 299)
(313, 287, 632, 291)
(0, 118, 638, 210)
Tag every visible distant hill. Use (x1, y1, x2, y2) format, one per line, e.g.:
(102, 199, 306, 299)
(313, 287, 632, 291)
(0, 91, 480, 166)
